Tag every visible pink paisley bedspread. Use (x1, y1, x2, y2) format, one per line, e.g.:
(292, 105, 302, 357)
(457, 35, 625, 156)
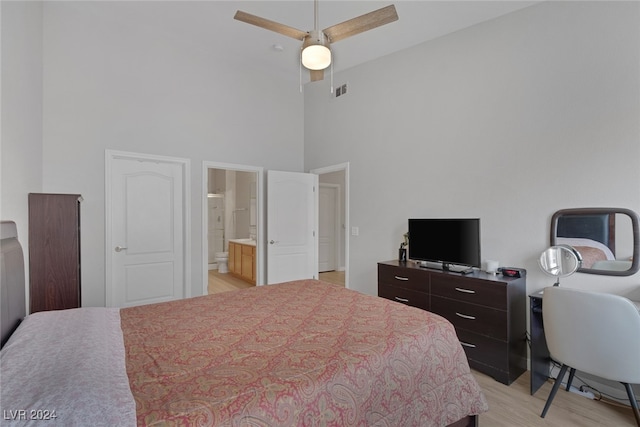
(572, 246, 608, 269)
(121, 280, 488, 426)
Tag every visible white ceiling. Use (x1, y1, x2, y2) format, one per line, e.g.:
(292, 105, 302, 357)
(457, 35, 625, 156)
(89, 1, 540, 82)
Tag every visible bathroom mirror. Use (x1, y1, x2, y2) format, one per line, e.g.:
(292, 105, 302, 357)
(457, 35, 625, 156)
(550, 208, 640, 276)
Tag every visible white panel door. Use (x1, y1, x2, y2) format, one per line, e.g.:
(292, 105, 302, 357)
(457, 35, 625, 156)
(318, 185, 338, 272)
(267, 170, 317, 284)
(108, 155, 186, 307)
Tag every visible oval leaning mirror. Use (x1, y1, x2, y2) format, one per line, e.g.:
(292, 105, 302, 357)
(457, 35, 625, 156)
(550, 208, 640, 276)
(538, 245, 582, 286)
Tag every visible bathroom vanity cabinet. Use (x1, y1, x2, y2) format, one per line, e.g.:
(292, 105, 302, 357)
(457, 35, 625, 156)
(229, 240, 256, 284)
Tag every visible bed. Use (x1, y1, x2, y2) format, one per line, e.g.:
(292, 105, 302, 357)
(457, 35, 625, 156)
(556, 236, 634, 271)
(556, 237, 616, 269)
(1, 221, 488, 426)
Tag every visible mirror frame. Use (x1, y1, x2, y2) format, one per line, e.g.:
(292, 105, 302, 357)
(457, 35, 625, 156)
(550, 207, 640, 276)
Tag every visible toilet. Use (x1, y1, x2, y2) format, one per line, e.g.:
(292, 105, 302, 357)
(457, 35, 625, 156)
(215, 252, 229, 274)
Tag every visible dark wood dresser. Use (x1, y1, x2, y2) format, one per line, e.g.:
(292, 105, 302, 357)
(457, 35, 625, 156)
(29, 193, 82, 313)
(378, 260, 527, 385)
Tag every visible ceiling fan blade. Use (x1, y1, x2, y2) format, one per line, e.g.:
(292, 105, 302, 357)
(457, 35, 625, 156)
(323, 4, 398, 43)
(310, 69, 324, 82)
(234, 10, 308, 40)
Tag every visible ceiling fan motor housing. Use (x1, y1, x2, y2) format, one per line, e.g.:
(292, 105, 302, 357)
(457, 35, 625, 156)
(301, 30, 331, 70)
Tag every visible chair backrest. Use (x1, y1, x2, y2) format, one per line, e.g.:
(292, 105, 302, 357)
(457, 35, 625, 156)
(543, 286, 640, 384)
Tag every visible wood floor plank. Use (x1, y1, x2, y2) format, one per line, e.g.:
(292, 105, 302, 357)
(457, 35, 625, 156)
(319, 270, 345, 286)
(209, 270, 346, 294)
(208, 270, 254, 294)
(473, 370, 636, 426)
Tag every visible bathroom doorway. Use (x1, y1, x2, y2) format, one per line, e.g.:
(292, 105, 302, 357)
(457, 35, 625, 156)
(311, 163, 349, 288)
(202, 162, 263, 295)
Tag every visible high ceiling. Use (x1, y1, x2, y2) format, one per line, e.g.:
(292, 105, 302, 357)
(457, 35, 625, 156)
(86, 1, 539, 83)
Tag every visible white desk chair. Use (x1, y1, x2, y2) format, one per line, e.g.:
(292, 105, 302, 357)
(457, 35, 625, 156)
(541, 286, 640, 426)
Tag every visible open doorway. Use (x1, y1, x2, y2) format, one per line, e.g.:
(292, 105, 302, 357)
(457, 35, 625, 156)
(202, 162, 263, 295)
(311, 163, 349, 288)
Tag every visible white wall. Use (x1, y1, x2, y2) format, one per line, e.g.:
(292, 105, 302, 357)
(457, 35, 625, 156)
(39, 2, 304, 306)
(1, 1, 44, 308)
(4, 1, 639, 308)
(304, 1, 640, 297)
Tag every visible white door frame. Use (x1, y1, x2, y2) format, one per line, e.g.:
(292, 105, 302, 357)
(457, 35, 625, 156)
(310, 162, 350, 288)
(105, 150, 191, 306)
(202, 161, 264, 295)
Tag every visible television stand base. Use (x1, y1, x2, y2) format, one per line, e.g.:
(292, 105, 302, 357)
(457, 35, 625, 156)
(416, 261, 475, 275)
(445, 265, 474, 275)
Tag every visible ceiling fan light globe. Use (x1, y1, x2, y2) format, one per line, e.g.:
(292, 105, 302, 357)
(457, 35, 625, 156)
(301, 44, 331, 70)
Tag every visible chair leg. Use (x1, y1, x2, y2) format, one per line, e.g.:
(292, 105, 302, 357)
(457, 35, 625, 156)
(621, 382, 640, 427)
(541, 364, 569, 418)
(566, 368, 576, 391)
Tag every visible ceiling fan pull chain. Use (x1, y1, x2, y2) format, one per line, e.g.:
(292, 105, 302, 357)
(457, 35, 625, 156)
(299, 48, 303, 93)
(330, 61, 334, 93)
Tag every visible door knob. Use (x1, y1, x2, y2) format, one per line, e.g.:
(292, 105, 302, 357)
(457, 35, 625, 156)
(269, 240, 278, 245)
(115, 246, 128, 252)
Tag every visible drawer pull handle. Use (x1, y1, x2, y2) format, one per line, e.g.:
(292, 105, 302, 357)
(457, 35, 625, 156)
(394, 276, 409, 281)
(460, 341, 476, 348)
(394, 296, 409, 302)
(455, 287, 476, 294)
(455, 312, 476, 320)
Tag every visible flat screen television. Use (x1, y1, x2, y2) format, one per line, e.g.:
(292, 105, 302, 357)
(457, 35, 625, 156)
(408, 218, 481, 271)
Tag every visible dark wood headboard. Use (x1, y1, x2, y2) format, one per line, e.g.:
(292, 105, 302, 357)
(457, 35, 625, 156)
(1, 221, 26, 347)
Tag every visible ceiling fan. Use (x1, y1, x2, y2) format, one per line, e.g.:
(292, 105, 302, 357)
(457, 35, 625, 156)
(234, 1, 398, 82)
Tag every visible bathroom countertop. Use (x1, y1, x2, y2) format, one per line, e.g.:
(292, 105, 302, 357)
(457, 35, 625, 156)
(229, 238, 256, 246)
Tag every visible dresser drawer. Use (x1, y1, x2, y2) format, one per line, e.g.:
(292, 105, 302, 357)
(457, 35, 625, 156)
(431, 275, 505, 309)
(456, 329, 508, 369)
(378, 263, 428, 293)
(431, 296, 506, 340)
(378, 283, 429, 311)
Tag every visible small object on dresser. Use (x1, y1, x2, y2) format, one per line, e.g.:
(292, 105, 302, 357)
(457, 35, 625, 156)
(499, 267, 526, 278)
(399, 243, 407, 263)
(485, 260, 499, 275)
(398, 248, 407, 262)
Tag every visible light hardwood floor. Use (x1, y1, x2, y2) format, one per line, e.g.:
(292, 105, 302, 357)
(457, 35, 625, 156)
(208, 270, 254, 294)
(208, 270, 346, 294)
(319, 270, 345, 286)
(473, 370, 636, 426)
